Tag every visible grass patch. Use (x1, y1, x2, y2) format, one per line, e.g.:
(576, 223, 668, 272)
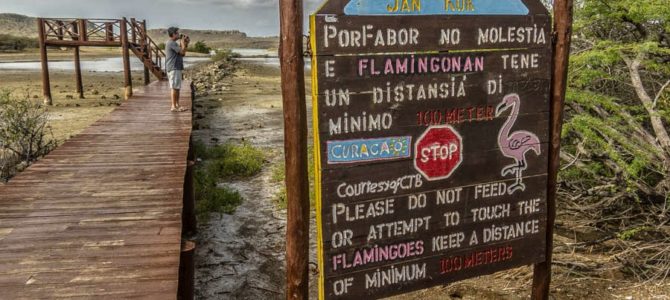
(194, 141, 266, 222)
(272, 146, 316, 209)
(195, 140, 265, 179)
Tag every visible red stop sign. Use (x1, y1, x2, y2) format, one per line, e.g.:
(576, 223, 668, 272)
(414, 125, 463, 181)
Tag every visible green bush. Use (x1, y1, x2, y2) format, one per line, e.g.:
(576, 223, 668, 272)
(190, 41, 211, 54)
(0, 34, 38, 52)
(211, 49, 241, 62)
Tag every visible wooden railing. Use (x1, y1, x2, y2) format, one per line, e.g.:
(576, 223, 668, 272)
(127, 18, 166, 70)
(40, 18, 123, 46)
(36, 17, 167, 105)
(37, 17, 166, 69)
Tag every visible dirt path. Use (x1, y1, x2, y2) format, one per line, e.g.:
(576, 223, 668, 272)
(190, 61, 319, 299)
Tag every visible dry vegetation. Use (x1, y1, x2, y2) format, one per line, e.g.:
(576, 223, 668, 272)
(147, 28, 278, 50)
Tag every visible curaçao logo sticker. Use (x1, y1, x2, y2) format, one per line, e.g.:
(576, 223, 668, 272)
(327, 136, 411, 164)
(344, 0, 529, 16)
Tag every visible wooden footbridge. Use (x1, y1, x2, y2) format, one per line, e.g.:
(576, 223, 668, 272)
(0, 39, 197, 297)
(36, 17, 167, 105)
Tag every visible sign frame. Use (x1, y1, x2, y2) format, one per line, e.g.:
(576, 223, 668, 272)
(304, 0, 573, 298)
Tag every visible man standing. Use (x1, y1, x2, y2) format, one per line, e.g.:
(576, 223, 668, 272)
(165, 27, 190, 112)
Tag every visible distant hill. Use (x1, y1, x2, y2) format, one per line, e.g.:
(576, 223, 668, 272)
(0, 13, 278, 50)
(147, 29, 278, 50)
(0, 13, 37, 38)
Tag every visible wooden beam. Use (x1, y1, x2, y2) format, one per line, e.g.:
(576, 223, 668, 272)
(37, 18, 52, 106)
(78, 19, 87, 42)
(44, 40, 121, 47)
(531, 1, 573, 299)
(178, 240, 196, 300)
(71, 23, 84, 99)
(120, 18, 133, 100)
(74, 46, 84, 99)
(130, 18, 137, 44)
(142, 20, 150, 85)
(56, 20, 64, 40)
(183, 159, 197, 234)
(279, 0, 310, 299)
(105, 22, 114, 42)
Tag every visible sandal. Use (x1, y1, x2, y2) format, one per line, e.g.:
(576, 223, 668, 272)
(178, 107, 188, 112)
(171, 107, 178, 112)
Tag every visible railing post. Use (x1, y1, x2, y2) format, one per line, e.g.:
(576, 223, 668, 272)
(78, 19, 87, 42)
(531, 0, 573, 299)
(142, 19, 150, 85)
(130, 18, 137, 44)
(56, 20, 64, 40)
(37, 18, 52, 106)
(120, 18, 132, 99)
(105, 22, 114, 42)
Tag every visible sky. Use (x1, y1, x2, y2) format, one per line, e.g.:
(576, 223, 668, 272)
(0, 0, 325, 36)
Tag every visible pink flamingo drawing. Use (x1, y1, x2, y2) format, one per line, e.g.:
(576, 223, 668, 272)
(496, 93, 541, 194)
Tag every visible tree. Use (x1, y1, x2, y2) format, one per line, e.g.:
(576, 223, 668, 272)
(563, 0, 670, 198)
(560, 0, 670, 280)
(191, 41, 211, 54)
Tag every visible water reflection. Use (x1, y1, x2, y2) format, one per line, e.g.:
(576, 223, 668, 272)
(0, 56, 209, 72)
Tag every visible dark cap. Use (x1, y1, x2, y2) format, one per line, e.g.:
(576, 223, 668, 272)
(167, 27, 179, 37)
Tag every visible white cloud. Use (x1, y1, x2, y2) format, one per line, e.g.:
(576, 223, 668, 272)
(0, 0, 334, 36)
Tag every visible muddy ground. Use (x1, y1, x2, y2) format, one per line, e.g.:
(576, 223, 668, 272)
(188, 61, 317, 299)
(188, 59, 669, 300)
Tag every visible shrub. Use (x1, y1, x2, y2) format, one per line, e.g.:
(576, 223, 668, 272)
(0, 91, 55, 181)
(0, 34, 38, 52)
(211, 49, 241, 62)
(190, 41, 211, 54)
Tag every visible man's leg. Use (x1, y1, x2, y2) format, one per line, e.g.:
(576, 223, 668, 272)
(171, 89, 178, 110)
(174, 70, 184, 110)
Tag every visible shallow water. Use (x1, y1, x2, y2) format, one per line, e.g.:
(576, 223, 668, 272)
(230, 48, 277, 57)
(0, 56, 208, 72)
(231, 48, 310, 68)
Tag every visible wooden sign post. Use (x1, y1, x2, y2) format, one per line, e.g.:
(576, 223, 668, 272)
(307, 0, 569, 298)
(280, 0, 311, 299)
(532, 0, 573, 299)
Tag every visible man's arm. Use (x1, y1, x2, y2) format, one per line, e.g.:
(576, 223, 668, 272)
(179, 38, 189, 56)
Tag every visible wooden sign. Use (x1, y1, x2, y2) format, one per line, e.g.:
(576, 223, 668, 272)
(310, 0, 552, 298)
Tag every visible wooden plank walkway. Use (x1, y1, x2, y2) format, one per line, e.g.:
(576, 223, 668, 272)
(0, 81, 192, 298)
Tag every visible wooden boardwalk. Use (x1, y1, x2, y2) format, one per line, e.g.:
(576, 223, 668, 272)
(0, 81, 192, 298)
